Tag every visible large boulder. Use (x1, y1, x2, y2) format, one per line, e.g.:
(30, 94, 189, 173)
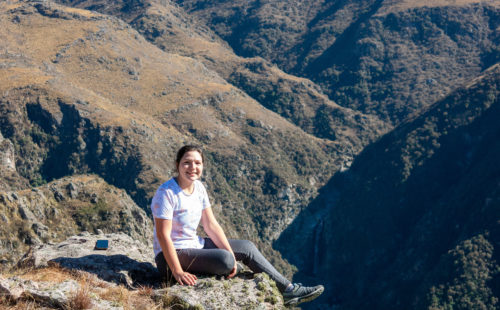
(6, 232, 285, 309)
(17, 232, 159, 288)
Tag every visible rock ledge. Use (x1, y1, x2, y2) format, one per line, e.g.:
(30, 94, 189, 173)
(1, 233, 284, 309)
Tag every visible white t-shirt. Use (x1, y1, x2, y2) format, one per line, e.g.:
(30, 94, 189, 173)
(151, 178, 211, 256)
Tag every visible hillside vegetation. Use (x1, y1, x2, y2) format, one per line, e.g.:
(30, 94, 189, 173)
(174, 0, 500, 124)
(277, 63, 500, 309)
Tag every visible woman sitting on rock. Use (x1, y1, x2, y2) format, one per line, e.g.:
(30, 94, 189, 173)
(151, 145, 324, 306)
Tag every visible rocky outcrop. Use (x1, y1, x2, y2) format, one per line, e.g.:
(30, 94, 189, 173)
(17, 232, 158, 287)
(1, 233, 285, 309)
(1, 275, 81, 308)
(0, 131, 28, 192)
(0, 174, 153, 269)
(0, 131, 15, 172)
(158, 273, 283, 310)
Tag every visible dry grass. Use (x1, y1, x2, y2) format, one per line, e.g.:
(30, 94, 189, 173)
(18, 266, 74, 284)
(136, 285, 155, 297)
(65, 284, 92, 310)
(61, 6, 99, 18)
(0, 2, 22, 12)
(0, 68, 52, 91)
(1, 264, 163, 310)
(0, 0, 291, 134)
(129, 291, 159, 310)
(0, 298, 42, 310)
(96, 284, 161, 310)
(96, 285, 129, 305)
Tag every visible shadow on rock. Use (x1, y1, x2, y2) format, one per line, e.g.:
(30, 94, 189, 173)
(50, 254, 162, 288)
(16, 232, 163, 288)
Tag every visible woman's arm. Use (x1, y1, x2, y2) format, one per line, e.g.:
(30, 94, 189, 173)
(201, 207, 237, 278)
(155, 218, 198, 285)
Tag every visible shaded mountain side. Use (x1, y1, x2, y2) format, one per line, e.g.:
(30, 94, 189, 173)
(0, 0, 366, 276)
(173, 0, 500, 124)
(54, 0, 390, 145)
(276, 64, 500, 309)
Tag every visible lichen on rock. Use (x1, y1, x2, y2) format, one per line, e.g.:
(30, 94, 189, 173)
(160, 272, 284, 309)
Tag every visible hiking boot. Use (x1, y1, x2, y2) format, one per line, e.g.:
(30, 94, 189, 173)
(282, 283, 324, 306)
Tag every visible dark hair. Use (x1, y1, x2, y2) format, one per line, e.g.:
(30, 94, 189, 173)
(175, 145, 204, 168)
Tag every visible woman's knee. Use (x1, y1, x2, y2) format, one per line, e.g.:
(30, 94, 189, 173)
(237, 240, 258, 255)
(244, 240, 257, 250)
(214, 250, 235, 275)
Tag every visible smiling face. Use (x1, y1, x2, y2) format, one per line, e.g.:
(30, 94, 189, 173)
(176, 150, 204, 188)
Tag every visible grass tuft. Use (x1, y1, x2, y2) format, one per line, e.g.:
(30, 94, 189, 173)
(65, 284, 93, 310)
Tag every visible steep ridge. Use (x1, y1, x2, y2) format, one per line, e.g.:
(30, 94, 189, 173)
(276, 63, 500, 309)
(173, 0, 500, 124)
(0, 0, 378, 275)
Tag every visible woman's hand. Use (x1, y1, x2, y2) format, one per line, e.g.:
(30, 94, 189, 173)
(155, 218, 197, 286)
(174, 271, 198, 286)
(227, 263, 237, 279)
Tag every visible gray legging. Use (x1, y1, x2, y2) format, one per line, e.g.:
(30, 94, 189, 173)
(155, 238, 291, 292)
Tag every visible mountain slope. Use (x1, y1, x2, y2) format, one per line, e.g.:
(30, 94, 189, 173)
(173, 0, 500, 124)
(0, 0, 382, 275)
(54, 0, 389, 144)
(276, 63, 500, 309)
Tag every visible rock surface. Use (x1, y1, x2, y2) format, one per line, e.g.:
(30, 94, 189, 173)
(160, 273, 283, 310)
(17, 232, 159, 288)
(0, 132, 15, 172)
(1, 233, 285, 309)
(1, 276, 79, 307)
